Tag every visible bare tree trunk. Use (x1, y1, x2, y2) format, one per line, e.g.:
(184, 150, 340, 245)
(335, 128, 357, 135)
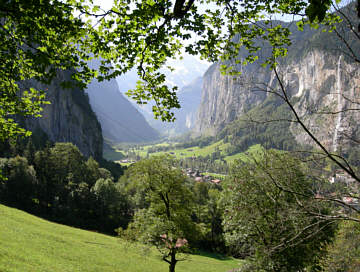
(168, 250, 177, 272)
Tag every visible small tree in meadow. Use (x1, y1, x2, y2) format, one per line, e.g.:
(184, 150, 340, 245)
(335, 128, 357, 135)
(120, 155, 197, 272)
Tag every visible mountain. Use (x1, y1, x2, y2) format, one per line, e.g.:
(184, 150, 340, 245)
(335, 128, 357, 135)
(194, 13, 360, 154)
(116, 54, 209, 93)
(145, 77, 203, 136)
(115, 54, 210, 136)
(85, 73, 159, 144)
(23, 70, 103, 159)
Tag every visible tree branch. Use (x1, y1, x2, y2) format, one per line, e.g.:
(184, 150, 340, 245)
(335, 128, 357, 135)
(273, 67, 360, 183)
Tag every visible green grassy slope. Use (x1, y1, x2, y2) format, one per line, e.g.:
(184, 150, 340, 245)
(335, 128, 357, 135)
(143, 140, 230, 159)
(137, 142, 263, 163)
(110, 141, 266, 169)
(223, 144, 263, 163)
(0, 205, 239, 272)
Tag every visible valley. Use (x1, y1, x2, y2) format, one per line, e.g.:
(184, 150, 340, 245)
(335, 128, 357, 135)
(109, 141, 264, 175)
(1, 1, 360, 272)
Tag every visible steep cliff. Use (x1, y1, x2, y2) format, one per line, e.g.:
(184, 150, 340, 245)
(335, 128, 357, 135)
(195, 61, 268, 136)
(194, 17, 360, 153)
(85, 75, 159, 144)
(23, 70, 103, 159)
(284, 51, 360, 152)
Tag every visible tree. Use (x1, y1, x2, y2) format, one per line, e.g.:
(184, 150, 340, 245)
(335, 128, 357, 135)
(91, 177, 129, 232)
(33, 142, 89, 216)
(47, 142, 87, 185)
(1, 0, 344, 140)
(191, 182, 226, 252)
(85, 156, 101, 186)
(23, 138, 36, 165)
(320, 217, 360, 271)
(222, 150, 336, 271)
(120, 155, 197, 272)
(0, 156, 38, 209)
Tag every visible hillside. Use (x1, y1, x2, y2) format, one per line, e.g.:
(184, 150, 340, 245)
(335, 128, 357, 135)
(0, 204, 239, 272)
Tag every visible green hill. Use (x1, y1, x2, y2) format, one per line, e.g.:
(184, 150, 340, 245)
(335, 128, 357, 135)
(0, 205, 239, 272)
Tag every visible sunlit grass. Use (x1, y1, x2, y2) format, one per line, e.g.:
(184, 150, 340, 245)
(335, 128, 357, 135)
(137, 140, 231, 159)
(0, 205, 240, 272)
(224, 144, 263, 164)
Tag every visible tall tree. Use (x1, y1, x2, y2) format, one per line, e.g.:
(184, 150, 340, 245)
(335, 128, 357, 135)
(222, 150, 336, 271)
(121, 155, 197, 272)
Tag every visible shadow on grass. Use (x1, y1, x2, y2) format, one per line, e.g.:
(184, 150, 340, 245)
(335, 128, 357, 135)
(192, 250, 234, 261)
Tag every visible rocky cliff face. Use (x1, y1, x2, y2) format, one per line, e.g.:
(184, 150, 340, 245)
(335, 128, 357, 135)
(194, 25, 360, 152)
(23, 70, 103, 159)
(195, 61, 269, 136)
(284, 51, 360, 151)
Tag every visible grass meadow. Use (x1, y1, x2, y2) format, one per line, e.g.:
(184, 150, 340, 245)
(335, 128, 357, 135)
(0, 205, 240, 272)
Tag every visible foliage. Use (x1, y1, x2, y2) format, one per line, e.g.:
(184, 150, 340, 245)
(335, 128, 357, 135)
(320, 218, 360, 271)
(191, 182, 226, 252)
(119, 155, 197, 272)
(0, 0, 90, 139)
(0, 156, 37, 209)
(0, 141, 127, 234)
(0, 0, 342, 139)
(222, 150, 336, 271)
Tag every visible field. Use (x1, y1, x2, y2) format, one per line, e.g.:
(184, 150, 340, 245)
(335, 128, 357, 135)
(164, 141, 230, 158)
(223, 144, 263, 163)
(106, 139, 264, 167)
(0, 205, 240, 272)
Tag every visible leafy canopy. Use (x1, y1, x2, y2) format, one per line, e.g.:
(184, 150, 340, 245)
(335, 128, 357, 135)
(119, 155, 197, 272)
(222, 150, 336, 271)
(0, 0, 341, 139)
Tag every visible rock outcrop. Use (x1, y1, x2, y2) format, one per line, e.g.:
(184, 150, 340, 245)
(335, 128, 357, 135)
(284, 51, 360, 151)
(23, 70, 103, 159)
